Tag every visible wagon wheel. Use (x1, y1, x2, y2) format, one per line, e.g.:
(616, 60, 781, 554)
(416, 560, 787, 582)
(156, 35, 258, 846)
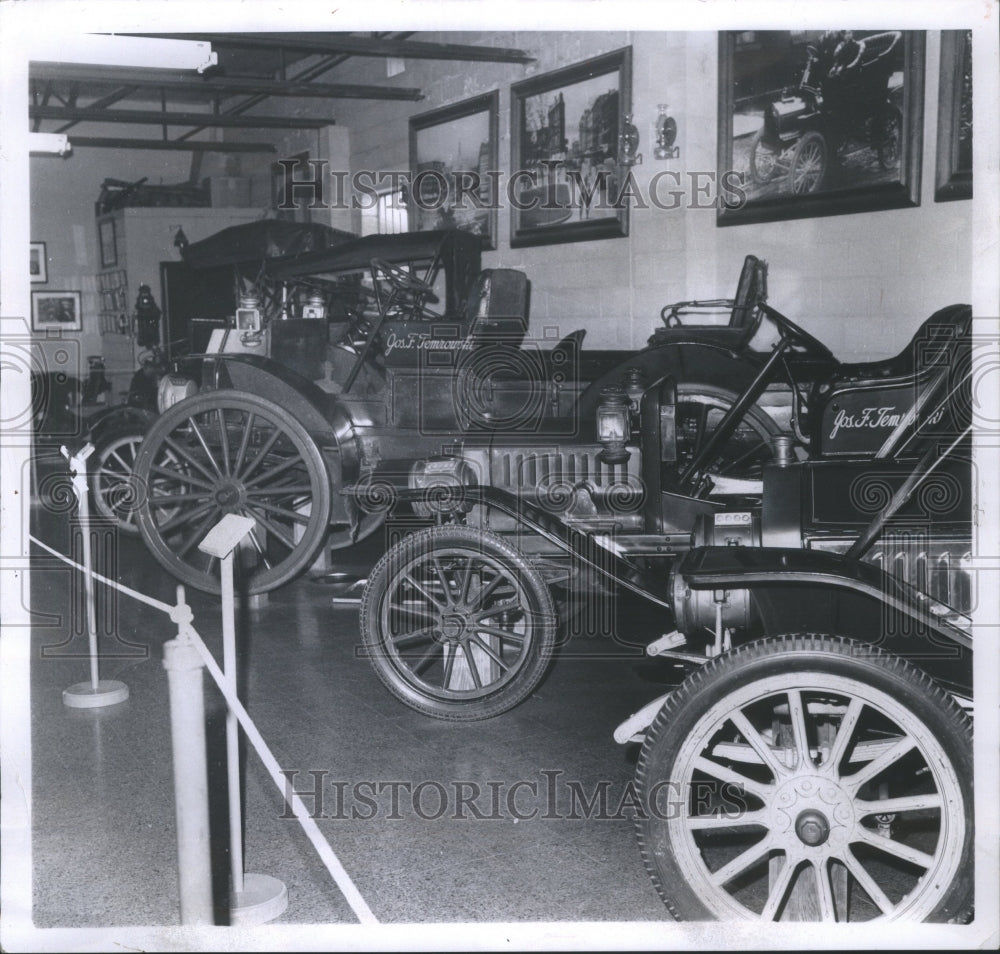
(133, 390, 332, 595)
(674, 384, 783, 481)
(749, 130, 782, 185)
(360, 525, 558, 721)
(635, 637, 973, 922)
(90, 425, 173, 534)
(787, 131, 827, 195)
(876, 107, 902, 170)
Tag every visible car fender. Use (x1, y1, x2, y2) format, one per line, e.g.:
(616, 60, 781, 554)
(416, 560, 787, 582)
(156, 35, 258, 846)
(674, 545, 972, 696)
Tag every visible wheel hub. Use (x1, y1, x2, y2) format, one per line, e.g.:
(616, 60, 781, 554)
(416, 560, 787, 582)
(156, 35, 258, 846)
(773, 775, 854, 854)
(214, 481, 243, 509)
(439, 613, 468, 642)
(794, 808, 830, 847)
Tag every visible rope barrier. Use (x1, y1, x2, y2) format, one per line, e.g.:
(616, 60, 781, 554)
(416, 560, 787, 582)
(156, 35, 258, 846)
(29, 531, 378, 925)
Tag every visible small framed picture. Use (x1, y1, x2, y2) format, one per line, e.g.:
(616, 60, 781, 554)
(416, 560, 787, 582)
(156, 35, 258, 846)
(99, 217, 117, 268)
(30, 242, 47, 283)
(32, 290, 82, 332)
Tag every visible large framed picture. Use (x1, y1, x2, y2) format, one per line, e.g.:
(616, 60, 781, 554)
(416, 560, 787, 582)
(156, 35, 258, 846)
(718, 30, 925, 226)
(30, 242, 47, 283)
(935, 29, 972, 202)
(98, 217, 117, 268)
(510, 47, 631, 248)
(409, 91, 499, 249)
(32, 290, 82, 332)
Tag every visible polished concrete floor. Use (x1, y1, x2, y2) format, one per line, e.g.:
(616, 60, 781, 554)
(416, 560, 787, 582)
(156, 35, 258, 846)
(26, 445, 684, 930)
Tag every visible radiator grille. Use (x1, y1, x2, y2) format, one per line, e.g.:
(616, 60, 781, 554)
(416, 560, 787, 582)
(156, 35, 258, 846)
(868, 535, 973, 614)
(491, 448, 640, 492)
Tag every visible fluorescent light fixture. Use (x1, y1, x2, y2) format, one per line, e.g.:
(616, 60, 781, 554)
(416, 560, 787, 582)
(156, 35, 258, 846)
(30, 34, 216, 72)
(29, 133, 71, 156)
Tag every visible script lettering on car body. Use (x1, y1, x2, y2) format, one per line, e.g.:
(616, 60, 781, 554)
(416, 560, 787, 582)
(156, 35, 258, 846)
(829, 404, 945, 440)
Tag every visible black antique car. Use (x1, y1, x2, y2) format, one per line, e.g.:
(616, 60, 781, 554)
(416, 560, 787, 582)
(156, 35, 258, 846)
(749, 31, 904, 195)
(357, 298, 974, 922)
(129, 227, 622, 594)
(128, 240, 802, 596)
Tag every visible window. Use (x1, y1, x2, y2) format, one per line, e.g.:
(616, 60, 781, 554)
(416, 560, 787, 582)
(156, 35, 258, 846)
(361, 186, 408, 236)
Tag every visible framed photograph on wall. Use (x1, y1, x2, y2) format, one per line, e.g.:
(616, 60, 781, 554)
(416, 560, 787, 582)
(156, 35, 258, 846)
(32, 290, 82, 332)
(935, 29, 972, 202)
(510, 47, 632, 248)
(409, 91, 499, 249)
(30, 242, 47, 283)
(98, 217, 117, 268)
(717, 30, 925, 226)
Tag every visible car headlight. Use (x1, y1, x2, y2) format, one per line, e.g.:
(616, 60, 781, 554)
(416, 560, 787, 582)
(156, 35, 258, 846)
(409, 457, 477, 516)
(157, 374, 198, 413)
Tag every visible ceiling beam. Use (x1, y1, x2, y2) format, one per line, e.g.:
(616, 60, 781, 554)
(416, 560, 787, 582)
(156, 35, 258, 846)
(30, 65, 423, 101)
(30, 105, 333, 129)
(67, 136, 276, 152)
(159, 32, 535, 64)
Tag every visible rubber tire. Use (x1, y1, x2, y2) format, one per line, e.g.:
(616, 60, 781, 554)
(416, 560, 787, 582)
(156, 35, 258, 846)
(635, 636, 973, 923)
(88, 426, 149, 534)
(787, 131, 827, 195)
(360, 525, 558, 721)
(134, 389, 332, 596)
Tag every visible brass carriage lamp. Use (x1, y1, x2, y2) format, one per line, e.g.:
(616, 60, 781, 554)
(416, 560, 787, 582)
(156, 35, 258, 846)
(654, 104, 679, 160)
(619, 113, 642, 166)
(597, 386, 632, 464)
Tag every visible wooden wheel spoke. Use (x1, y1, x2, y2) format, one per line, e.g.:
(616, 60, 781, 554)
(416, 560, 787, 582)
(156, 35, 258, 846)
(403, 572, 445, 610)
(693, 755, 774, 803)
(149, 463, 215, 490)
(468, 633, 510, 671)
(441, 644, 456, 689)
(459, 642, 483, 689)
(824, 697, 864, 774)
(232, 412, 255, 476)
(707, 836, 773, 888)
(149, 492, 212, 507)
(844, 736, 916, 794)
(729, 712, 788, 778)
(187, 417, 224, 478)
(242, 507, 296, 551)
(760, 856, 797, 921)
(411, 641, 442, 676)
(238, 426, 282, 482)
(431, 556, 452, 606)
(176, 509, 221, 559)
(163, 436, 218, 485)
(156, 500, 218, 535)
(216, 407, 232, 475)
(475, 598, 522, 621)
(388, 624, 437, 646)
(245, 498, 311, 525)
(244, 484, 315, 497)
(467, 571, 504, 610)
(242, 453, 305, 490)
(474, 623, 524, 644)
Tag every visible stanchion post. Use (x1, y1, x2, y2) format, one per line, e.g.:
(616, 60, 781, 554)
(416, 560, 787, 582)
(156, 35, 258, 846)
(198, 514, 287, 925)
(164, 586, 214, 925)
(60, 443, 129, 708)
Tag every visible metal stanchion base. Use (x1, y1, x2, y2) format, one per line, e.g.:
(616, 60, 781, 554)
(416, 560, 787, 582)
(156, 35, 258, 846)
(63, 679, 129, 708)
(230, 872, 288, 926)
(246, 592, 269, 611)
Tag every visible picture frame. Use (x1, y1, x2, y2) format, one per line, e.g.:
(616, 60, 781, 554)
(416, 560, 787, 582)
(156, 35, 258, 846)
(98, 217, 117, 268)
(32, 290, 82, 332)
(717, 30, 925, 226)
(935, 29, 972, 202)
(510, 47, 632, 248)
(30, 241, 47, 283)
(409, 90, 499, 250)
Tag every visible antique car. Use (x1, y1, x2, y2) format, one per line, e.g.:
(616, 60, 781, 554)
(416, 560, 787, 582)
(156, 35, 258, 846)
(129, 241, 805, 596)
(356, 300, 973, 922)
(129, 227, 624, 594)
(749, 31, 904, 195)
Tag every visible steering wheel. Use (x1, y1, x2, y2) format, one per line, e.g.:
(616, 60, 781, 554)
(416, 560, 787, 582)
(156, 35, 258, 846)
(760, 303, 834, 360)
(370, 258, 439, 303)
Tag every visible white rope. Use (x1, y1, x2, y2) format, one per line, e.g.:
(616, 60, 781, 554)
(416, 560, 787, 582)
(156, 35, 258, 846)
(28, 532, 378, 925)
(184, 621, 378, 925)
(29, 533, 175, 614)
